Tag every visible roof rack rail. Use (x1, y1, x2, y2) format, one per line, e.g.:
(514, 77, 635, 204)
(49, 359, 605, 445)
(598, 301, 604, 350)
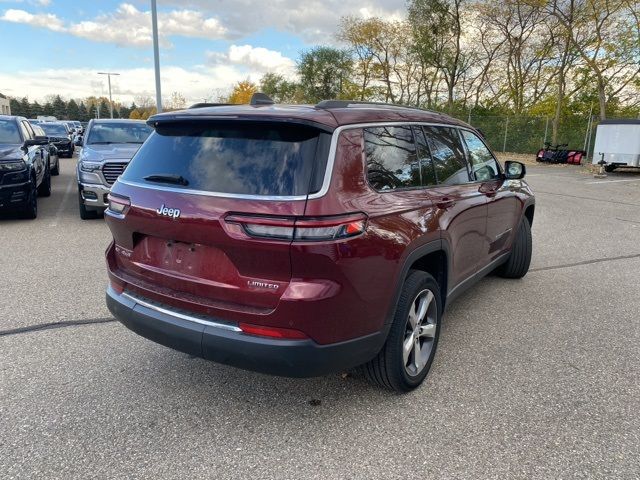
(250, 92, 275, 106)
(315, 100, 432, 113)
(188, 102, 232, 109)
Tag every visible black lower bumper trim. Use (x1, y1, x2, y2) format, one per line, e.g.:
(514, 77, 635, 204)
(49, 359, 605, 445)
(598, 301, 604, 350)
(106, 287, 385, 377)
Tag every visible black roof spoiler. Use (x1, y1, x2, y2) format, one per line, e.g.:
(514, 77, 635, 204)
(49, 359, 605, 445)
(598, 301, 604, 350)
(188, 102, 230, 109)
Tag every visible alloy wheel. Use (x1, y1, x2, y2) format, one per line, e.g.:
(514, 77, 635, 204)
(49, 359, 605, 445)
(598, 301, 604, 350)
(403, 289, 438, 377)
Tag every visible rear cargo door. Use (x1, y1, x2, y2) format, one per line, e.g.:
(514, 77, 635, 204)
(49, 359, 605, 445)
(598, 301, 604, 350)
(108, 120, 330, 312)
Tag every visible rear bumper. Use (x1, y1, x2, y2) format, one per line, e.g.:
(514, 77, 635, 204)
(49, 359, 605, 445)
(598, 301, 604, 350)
(106, 286, 384, 377)
(54, 142, 73, 154)
(0, 180, 30, 209)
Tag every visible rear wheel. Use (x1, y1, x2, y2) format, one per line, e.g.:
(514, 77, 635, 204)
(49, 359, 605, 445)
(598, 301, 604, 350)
(497, 217, 532, 279)
(37, 163, 51, 197)
(78, 189, 97, 220)
(604, 164, 617, 173)
(51, 158, 60, 176)
(362, 270, 442, 392)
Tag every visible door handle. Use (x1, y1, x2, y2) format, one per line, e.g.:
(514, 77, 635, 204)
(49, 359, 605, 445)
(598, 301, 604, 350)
(436, 197, 455, 209)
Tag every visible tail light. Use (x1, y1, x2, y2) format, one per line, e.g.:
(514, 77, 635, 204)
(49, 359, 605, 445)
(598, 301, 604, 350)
(107, 194, 130, 216)
(225, 213, 367, 241)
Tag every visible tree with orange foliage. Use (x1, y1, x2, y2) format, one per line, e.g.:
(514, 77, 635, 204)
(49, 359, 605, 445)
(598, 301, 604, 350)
(227, 79, 258, 104)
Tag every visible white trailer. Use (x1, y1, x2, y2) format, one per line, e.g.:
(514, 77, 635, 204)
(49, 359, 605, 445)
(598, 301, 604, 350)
(592, 119, 640, 172)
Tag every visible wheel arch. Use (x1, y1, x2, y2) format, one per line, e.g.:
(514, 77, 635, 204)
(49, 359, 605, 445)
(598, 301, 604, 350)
(384, 240, 450, 328)
(524, 204, 535, 226)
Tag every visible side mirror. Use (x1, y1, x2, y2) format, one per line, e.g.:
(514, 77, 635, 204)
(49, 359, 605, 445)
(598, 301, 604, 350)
(24, 136, 49, 148)
(504, 161, 526, 180)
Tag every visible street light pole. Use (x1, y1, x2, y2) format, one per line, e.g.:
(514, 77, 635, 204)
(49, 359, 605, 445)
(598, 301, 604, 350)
(151, 0, 162, 113)
(97, 72, 120, 118)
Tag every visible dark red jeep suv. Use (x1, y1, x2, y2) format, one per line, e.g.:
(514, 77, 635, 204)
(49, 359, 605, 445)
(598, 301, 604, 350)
(105, 96, 534, 392)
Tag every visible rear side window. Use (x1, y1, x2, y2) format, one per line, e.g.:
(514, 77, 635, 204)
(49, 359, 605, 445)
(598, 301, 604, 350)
(412, 126, 437, 187)
(364, 126, 420, 191)
(120, 122, 329, 197)
(423, 126, 469, 185)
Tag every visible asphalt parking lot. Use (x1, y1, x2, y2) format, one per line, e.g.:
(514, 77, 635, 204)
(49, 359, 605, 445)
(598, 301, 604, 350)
(1, 156, 639, 479)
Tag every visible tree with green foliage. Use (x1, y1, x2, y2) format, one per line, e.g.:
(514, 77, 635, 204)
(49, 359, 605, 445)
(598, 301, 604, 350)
(297, 46, 353, 102)
(546, 0, 640, 120)
(259, 73, 300, 103)
(66, 99, 80, 120)
(19, 97, 32, 118)
(42, 102, 54, 116)
(51, 95, 66, 119)
(31, 101, 43, 117)
(119, 104, 131, 119)
(78, 102, 89, 122)
(9, 99, 22, 116)
(408, 0, 469, 112)
(98, 100, 109, 119)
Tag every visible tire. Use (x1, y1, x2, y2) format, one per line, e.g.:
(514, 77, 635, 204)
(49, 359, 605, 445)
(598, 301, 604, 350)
(51, 158, 60, 176)
(362, 270, 442, 392)
(497, 217, 532, 279)
(604, 164, 617, 173)
(37, 163, 51, 197)
(21, 176, 38, 219)
(78, 189, 97, 220)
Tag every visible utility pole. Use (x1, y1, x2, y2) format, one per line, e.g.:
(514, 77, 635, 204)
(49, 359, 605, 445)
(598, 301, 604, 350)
(97, 72, 120, 118)
(151, 0, 162, 113)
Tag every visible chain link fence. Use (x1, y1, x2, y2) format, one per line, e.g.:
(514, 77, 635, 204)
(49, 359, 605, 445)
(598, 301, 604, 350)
(453, 114, 639, 162)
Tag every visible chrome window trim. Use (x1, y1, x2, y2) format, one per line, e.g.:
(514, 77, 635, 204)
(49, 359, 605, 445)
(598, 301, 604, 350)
(122, 292, 242, 332)
(116, 121, 458, 201)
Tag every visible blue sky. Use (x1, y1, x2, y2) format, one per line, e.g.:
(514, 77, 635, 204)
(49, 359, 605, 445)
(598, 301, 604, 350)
(0, 0, 404, 104)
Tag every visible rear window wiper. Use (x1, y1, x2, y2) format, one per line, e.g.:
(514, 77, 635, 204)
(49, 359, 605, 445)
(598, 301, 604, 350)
(143, 174, 189, 186)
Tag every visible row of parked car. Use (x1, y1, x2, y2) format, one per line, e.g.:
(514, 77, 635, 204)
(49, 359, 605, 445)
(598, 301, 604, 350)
(0, 114, 152, 219)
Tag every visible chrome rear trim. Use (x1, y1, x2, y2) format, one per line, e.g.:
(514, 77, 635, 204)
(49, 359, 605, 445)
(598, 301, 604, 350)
(122, 292, 242, 332)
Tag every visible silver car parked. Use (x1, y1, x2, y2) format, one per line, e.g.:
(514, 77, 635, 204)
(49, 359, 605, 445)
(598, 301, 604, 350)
(77, 119, 152, 219)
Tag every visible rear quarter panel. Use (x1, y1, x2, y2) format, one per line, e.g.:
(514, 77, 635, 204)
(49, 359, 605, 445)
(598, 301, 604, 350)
(297, 129, 440, 341)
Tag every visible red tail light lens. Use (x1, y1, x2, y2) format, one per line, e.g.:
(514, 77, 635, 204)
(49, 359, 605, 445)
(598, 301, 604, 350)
(225, 213, 367, 242)
(239, 322, 308, 340)
(107, 194, 131, 215)
(294, 215, 366, 241)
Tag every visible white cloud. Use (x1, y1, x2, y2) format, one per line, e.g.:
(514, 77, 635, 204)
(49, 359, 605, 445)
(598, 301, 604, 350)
(0, 64, 257, 105)
(161, 0, 407, 42)
(2, 1, 407, 47)
(208, 45, 296, 76)
(1, 8, 64, 31)
(69, 4, 228, 47)
(1, 3, 229, 47)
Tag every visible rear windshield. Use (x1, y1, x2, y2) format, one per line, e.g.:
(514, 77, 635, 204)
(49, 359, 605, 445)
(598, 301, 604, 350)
(87, 123, 152, 145)
(40, 123, 68, 136)
(0, 120, 21, 144)
(120, 122, 331, 197)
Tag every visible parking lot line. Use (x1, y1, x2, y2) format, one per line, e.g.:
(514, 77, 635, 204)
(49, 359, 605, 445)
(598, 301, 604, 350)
(586, 178, 640, 184)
